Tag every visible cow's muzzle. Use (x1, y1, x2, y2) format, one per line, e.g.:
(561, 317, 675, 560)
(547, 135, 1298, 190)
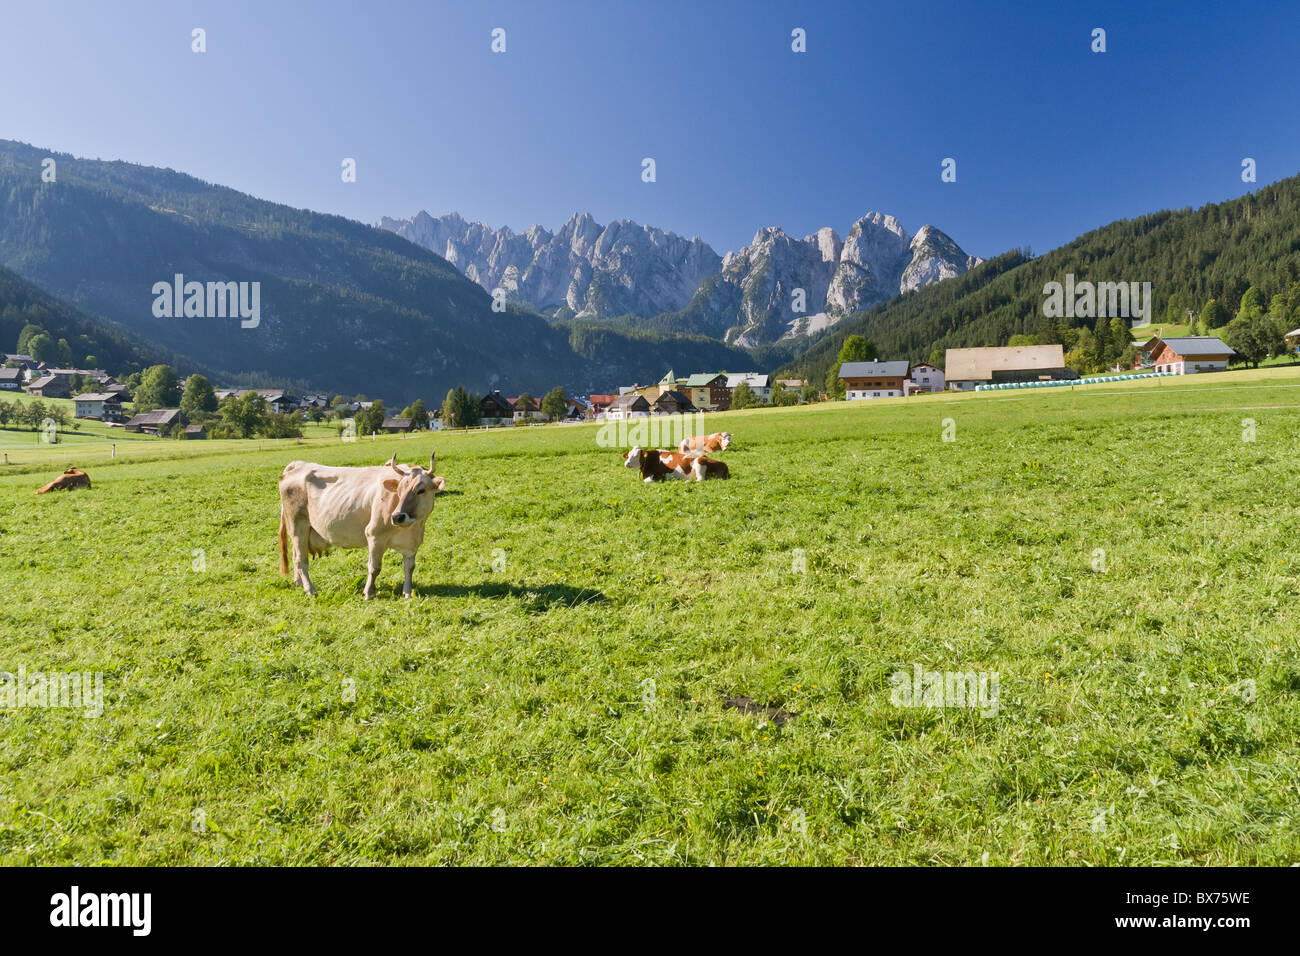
(392, 512, 410, 525)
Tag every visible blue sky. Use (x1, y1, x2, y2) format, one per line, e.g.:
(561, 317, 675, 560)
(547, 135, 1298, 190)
(2, 0, 1296, 259)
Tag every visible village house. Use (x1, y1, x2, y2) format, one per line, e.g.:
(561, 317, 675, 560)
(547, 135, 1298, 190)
(44, 367, 106, 381)
(100, 381, 133, 402)
(630, 370, 682, 404)
(726, 372, 771, 402)
(653, 389, 697, 415)
(381, 416, 414, 433)
(123, 408, 182, 435)
(839, 360, 911, 400)
(684, 373, 730, 411)
(588, 394, 618, 416)
(26, 374, 70, 398)
(564, 398, 592, 421)
(508, 395, 546, 422)
(214, 388, 297, 412)
(0, 367, 22, 391)
(479, 390, 515, 426)
(945, 345, 1074, 390)
(605, 393, 652, 420)
(907, 363, 945, 394)
(72, 392, 125, 422)
(183, 424, 207, 440)
(1133, 336, 1236, 374)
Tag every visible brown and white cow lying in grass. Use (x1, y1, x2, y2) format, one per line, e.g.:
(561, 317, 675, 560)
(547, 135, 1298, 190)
(678, 431, 731, 454)
(278, 452, 445, 599)
(36, 467, 91, 493)
(623, 446, 729, 482)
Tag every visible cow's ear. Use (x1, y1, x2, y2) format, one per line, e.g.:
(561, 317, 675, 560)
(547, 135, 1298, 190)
(382, 478, 399, 492)
(432, 476, 446, 493)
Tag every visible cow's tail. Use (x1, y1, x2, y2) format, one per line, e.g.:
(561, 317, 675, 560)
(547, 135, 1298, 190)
(278, 509, 290, 576)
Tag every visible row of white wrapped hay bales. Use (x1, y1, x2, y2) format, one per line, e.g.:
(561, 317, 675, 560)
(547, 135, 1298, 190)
(976, 372, 1178, 392)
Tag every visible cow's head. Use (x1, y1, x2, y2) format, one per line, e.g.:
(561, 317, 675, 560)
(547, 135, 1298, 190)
(623, 446, 642, 469)
(717, 432, 732, 450)
(382, 454, 445, 526)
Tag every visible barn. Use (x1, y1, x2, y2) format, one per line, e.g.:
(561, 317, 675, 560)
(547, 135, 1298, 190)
(1134, 336, 1236, 374)
(945, 345, 1075, 390)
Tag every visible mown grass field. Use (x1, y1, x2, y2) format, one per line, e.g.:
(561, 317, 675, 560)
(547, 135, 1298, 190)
(1, 369, 1298, 865)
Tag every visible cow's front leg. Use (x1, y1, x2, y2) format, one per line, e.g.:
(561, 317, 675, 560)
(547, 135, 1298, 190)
(401, 554, 415, 599)
(364, 537, 384, 600)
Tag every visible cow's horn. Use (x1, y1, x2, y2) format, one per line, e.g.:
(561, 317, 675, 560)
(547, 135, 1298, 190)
(430, 451, 436, 472)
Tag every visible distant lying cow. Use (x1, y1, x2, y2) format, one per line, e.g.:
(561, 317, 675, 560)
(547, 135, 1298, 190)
(678, 432, 731, 454)
(278, 452, 445, 599)
(36, 467, 91, 494)
(624, 446, 729, 482)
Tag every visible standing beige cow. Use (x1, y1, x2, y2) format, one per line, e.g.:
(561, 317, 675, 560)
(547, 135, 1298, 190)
(278, 453, 445, 599)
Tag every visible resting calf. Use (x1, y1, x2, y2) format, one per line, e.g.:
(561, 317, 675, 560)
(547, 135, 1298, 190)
(623, 446, 729, 481)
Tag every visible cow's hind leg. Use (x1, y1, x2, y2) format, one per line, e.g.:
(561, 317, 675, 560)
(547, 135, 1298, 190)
(291, 515, 317, 596)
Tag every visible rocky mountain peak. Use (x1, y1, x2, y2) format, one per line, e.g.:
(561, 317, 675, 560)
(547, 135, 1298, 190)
(379, 207, 981, 345)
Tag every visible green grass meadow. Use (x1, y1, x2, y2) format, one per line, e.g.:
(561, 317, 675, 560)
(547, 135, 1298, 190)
(1, 370, 1298, 865)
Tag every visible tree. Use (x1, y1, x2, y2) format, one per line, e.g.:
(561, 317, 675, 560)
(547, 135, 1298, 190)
(1201, 299, 1227, 330)
(540, 386, 568, 422)
(1237, 286, 1266, 323)
(731, 381, 759, 409)
(179, 374, 218, 420)
(357, 400, 386, 435)
(16, 323, 44, 355)
(929, 348, 945, 369)
(825, 367, 846, 400)
(1164, 291, 1186, 325)
(24, 399, 47, 430)
(1226, 313, 1284, 368)
(27, 332, 57, 364)
(220, 392, 267, 438)
(263, 411, 304, 439)
(800, 383, 819, 403)
(0, 399, 12, 428)
(401, 398, 430, 430)
(441, 387, 480, 428)
(837, 335, 876, 364)
(772, 382, 798, 406)
(454, 387, 481, 427)
(1109, 317, 1133, 367)
(134, 364, 181, 411)
(514, 392, 535, 419)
